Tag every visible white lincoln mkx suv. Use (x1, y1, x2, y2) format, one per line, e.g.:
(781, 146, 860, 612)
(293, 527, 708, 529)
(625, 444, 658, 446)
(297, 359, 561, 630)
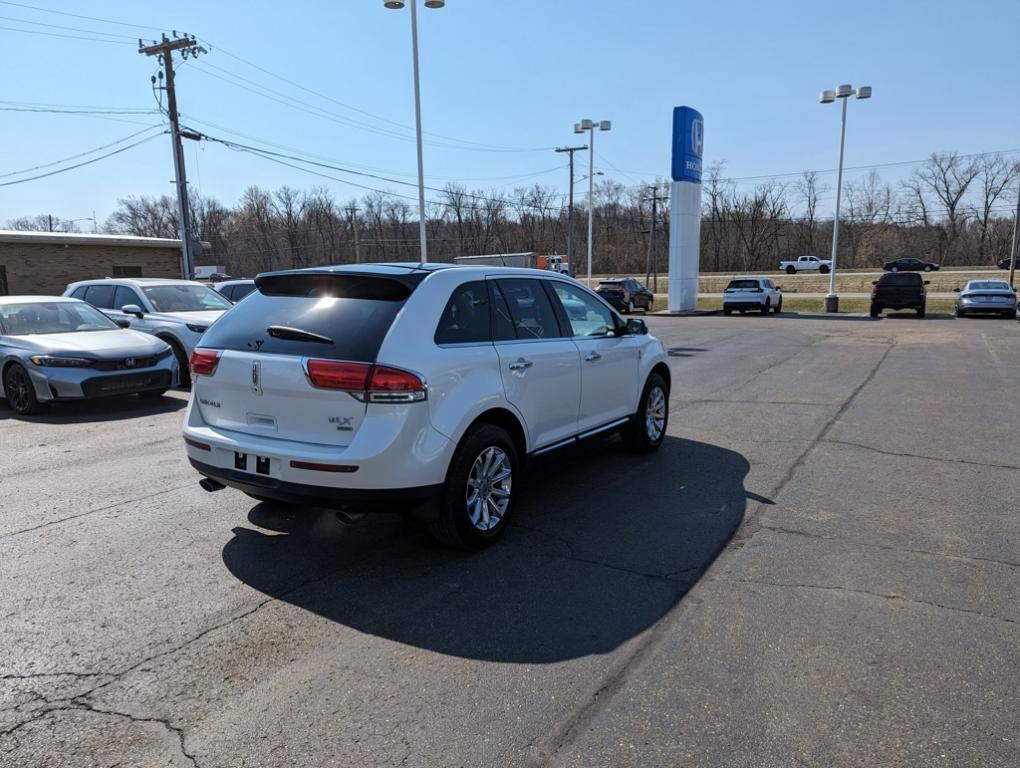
(184, 263, 670, 548)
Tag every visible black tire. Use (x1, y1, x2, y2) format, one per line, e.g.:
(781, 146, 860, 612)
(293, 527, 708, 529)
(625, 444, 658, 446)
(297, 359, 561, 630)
(3, 362, 41, 415)
(955, 307, 965, 318)
(870, 304, 881, 318)
(761, 299, 770, 315)
(164, 338, 191, 388)
(627, 299, 635, 314)
(819, 264, 830, 274)
(774, 299, 783, 314)
(429, 424, 518, 549)
(621, 372, 669, 454)
(890, 266, 899, 272)
(924, 265, 933, 272)
(916, 306, 926, 318)
(723, 307, 732, 316)
(786, 265, 796, 274)
(138, 388, 168, 398)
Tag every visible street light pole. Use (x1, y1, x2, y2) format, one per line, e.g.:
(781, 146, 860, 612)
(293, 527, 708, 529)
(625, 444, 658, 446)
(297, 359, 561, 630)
(574, 119, 611, 287)
(386, 0, 444, 263)
(819, 84, 871, 313)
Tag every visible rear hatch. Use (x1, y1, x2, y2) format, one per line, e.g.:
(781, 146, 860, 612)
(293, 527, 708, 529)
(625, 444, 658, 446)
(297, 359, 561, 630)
(191, 271, 420, 446)
(724, 280, 764, 301)
(596, 283, 625, 300)
(875, 274, 924, 305)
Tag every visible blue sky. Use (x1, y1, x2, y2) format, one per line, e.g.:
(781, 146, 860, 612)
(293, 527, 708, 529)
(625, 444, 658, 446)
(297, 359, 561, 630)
(1, 0, 1018, 225)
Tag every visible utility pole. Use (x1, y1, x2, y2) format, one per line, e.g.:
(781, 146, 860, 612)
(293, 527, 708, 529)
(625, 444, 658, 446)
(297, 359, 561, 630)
(346, 206, 362, 264)
(1009, 181, 1020, 289)
(139, 33, 207, 279)
(643, 186, 669, 293)
(555, 145, 587, 275)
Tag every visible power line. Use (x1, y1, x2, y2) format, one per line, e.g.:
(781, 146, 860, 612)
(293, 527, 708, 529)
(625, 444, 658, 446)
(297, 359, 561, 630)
(0, 134, 161, 186)
(0, 13, 139, 39)
(0, 23, 135, 44)
(0, 125, 163, 178)
(0, 1, 162, 32)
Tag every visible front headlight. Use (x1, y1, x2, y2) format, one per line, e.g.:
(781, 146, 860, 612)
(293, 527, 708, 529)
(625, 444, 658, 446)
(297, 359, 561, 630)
(185, 323, 210, 334)
(30, 356, 95, 367)
(155, 347, 174, 360)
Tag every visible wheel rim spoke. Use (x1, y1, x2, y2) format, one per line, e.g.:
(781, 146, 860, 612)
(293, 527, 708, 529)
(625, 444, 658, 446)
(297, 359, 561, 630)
(465, 445, 512, 531)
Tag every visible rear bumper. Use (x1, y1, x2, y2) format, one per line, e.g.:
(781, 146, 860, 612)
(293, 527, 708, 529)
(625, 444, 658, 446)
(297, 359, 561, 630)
(958, 300, 1015, 314)
(182, 397, 456, 498)
(724, 300, 766, 309)
(189, 458, 440, 509)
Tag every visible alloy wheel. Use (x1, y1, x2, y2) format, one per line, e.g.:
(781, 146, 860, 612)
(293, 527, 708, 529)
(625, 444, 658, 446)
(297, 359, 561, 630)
(645, 385, 667, 441)
(5, 367, 32, 413)
(465, 446, 512, 531)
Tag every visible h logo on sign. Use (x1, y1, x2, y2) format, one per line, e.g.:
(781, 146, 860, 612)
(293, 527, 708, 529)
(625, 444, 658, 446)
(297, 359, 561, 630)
(691, 118, 704, 158)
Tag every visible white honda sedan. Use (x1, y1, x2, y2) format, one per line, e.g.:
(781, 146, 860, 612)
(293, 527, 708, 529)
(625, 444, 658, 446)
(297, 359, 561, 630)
(183, 264, 670, 548)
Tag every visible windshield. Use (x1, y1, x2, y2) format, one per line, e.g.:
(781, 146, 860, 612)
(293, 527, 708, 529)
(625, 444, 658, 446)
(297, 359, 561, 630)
(726, 280, 761, 290)
(966, 281, 1011, 291)
(0, 301, 118, 335)
(142, 284, 232, 313)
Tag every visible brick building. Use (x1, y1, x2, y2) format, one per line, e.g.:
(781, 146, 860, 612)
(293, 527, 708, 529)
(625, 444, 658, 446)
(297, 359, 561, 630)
(0, 231, 192, 296)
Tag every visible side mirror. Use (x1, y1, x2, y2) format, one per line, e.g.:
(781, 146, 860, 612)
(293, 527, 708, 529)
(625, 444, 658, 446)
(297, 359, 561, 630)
(625, 317, 648, 336)
(924, 281, 931, 285)
(871, 281, 878, 286)
(953, 288, 961, 292)
(775, 285, 782, 291)
(121, 304, 144, 318)
(114, 318, 131, 328)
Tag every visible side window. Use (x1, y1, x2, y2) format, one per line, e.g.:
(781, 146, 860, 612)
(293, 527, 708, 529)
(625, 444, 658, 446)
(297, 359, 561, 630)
(69, 286, 88, 300)
(549, 281, 615, 337)
(83, 284, 116, 309)
(234, 284, 256, 301)
(434, 280, 490, 345)
(113, 286, 142, 310)
(494, 278, 562, 340)
(218, 286, 235, 302)
(490, 282, 516, 341)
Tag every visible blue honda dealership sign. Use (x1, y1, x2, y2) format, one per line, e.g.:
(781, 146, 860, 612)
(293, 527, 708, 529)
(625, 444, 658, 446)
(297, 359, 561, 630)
(671, 106, 704, 183)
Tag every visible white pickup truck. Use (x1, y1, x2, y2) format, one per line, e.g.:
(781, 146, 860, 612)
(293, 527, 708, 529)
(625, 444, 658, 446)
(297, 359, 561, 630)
(779, 255, 832, 274)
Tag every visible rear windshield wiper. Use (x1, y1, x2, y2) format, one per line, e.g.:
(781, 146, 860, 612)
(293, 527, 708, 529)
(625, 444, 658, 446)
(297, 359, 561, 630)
(266, 325, 333, 344)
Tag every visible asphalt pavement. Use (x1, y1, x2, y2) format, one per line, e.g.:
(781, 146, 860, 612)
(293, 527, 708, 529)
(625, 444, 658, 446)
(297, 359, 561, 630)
(2, 312, 1018, 767)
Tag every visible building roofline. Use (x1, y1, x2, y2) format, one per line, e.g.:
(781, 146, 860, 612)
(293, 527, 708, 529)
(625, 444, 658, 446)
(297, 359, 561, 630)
(0, 230, 209, 249)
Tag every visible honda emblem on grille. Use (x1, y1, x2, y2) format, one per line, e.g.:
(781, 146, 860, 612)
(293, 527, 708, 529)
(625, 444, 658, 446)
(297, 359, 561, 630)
(252, 361, 262, 395)
(125, 357, 136, 368)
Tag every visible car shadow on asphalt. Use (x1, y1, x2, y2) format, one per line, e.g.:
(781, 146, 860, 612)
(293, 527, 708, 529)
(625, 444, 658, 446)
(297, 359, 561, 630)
(220, 435, 749, 663)
(0, 391, 187, 423)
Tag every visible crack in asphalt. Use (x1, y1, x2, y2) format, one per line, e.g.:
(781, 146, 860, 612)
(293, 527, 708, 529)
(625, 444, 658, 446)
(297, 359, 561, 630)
(821, 438, 1020, 472)
(728, 340, 895, 555)
(758, 524, 1020, 570)
(0, 699, 199, 767)
(719, 577, 1018, 627)
(0, 482, 196, 540)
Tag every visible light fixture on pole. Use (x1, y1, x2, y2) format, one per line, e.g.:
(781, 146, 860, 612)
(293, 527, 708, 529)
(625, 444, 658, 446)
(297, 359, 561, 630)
(574, 118, 611, 286)
(819, 83, 871, 312)
(385, 0, 444, 262)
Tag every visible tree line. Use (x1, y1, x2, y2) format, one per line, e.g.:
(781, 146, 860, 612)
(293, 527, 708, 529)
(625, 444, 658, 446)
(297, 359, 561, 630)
(7, 151, 1018, 277)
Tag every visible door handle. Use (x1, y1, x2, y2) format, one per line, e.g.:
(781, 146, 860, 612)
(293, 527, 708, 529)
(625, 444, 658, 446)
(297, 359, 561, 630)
(584, 351, 602, 362)
(508, 358, 533, 371)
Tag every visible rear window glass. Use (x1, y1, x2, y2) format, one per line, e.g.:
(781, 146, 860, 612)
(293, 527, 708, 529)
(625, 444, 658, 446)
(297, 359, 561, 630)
(967, 281, 1011, 291)
(878, 273, 922, 285)
(435, 281, 490, 344)
(198, 273, 418, 362)
(726, 280, 761, 290)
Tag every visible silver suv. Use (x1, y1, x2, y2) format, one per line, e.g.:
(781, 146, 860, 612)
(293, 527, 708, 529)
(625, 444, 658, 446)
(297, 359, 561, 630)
(64, 278, 232, 385)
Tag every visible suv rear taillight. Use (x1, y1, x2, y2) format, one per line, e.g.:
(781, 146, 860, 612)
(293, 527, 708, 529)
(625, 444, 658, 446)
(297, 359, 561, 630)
(305, 360, 426, 403)
(189, 348, 221, 376)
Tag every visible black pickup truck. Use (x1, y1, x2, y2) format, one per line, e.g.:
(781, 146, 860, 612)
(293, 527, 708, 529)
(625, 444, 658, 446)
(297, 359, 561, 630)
(870, 272, 928, 318)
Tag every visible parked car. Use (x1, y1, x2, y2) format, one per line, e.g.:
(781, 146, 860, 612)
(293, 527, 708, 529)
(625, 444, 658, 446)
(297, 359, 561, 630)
(183, 264, 670, 548)
(595, 278, 654, 313)
(64, 278, 232, 386)
(0, 296, 178, 415)
(883, 257, 940, 272)
(213, 279, 257, 303)
(870, 272, 928, 317)
(722, 277, 783, 315)
(779, 255, 831, 274)
(998, 257, 1018, 270)
(954, 280, 1017, 318)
